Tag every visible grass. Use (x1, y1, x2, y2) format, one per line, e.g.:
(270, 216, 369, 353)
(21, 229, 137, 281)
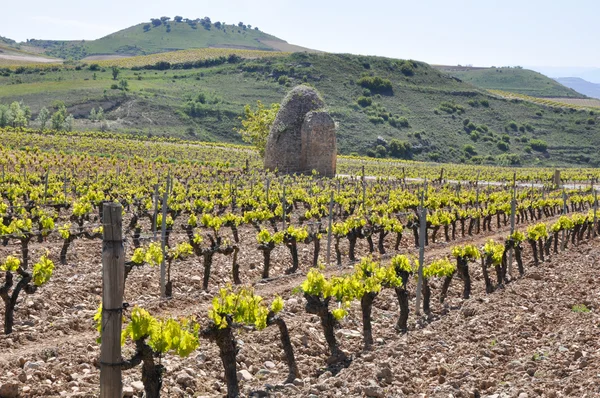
(572, 304, 591, 313)
(26, 21, 286, 60)
(1, 52, 600, 167)
(435, 66, 584, 98)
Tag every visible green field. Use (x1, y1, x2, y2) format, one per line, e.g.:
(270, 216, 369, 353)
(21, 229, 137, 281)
(434, 66, 584, 98)
(1, 52, 599, 167)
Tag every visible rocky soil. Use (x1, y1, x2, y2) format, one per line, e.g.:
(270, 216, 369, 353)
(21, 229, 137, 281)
(0, 222, 599, 398)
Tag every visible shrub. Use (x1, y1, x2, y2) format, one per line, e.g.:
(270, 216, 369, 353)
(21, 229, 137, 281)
(463, 144, 476, 156)
(368, 116, 385, 124)
(357, 96, 372, 107)
(438, 101, 465, 114)
(357, 76, 393, 94)
(588, 118, 596, 125)
(501, 134, 510, 143)
(89, 64, 100, 71)
(497, 141, 509, 151)
(530, 139, 548, 152)
(507, 121, 518, 131)
(470, 131, 480, 141)
(388, 139, 412, 159)
(479, 99, 489, 107)
(400, 64, 414, 76)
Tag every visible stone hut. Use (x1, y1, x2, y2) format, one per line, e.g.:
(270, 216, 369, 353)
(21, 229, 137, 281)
(263, 85, 336, 177)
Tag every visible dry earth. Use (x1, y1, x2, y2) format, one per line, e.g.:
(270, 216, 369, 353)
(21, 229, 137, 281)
(0, 218, 598, 398)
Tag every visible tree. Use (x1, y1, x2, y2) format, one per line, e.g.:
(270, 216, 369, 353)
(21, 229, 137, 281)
(235, 101, 280, 158)
(389, 139, 411, 159)
(118, 78, 129, 91)
(143, 24, 151, 32)
(51, 105, 68, 130)
(7, 101, 28, 128)
(150, 18, 162, 27)
(0, 104, 8, 127)
(64, 114, 74, 132)
(174, 15, 183, 22)
(37, 107, 50, 131)
(111, 66, 120, 80)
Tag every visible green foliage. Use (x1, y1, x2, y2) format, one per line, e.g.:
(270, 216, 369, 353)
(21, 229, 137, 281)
(438, 101, 465, 115)
(208, 287, 280, 330)
(236, 101, 280, 158)
(572, 304, 591, 313)
(527, 222, 548, 241)
(423, 258, 455, 279)
(257, 229, 284, 245)
(510, 231, 525, 242)
(530, 139, 548, 152)
(357, 76, 393, 94)
(121, 306, 200, 357)
(483, 239, 504, 266)
(0, 256, 21, 272)
(451, 244, 481, 260)
(32, 253, 54, 286)
(357, 96, 372, 107)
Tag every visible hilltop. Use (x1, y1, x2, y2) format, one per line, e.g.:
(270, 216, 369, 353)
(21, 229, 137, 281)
(434, 65, 584, 98)
(555, 77, 600, 100)
(1, 52, 599, 167)
(20, 17, 316, 60)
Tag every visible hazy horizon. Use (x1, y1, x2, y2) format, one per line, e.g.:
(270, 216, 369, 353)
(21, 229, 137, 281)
(2, 0, 599, 72)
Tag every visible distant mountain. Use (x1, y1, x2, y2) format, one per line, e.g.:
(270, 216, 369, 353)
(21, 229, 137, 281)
(554, 77, 600, 99)
(433, 65, 584, 98)
(528, 66, 600, 84)
(22, 18, 318, 60)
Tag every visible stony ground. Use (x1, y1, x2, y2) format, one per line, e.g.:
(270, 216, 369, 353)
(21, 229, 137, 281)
(0, 221, 598, 398)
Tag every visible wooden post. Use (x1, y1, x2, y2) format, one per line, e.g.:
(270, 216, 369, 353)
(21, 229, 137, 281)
(100, 203, 125, 398)
(326, 192, 334, 266)
(160, 180, 169, 298)
(152, 184, 159, 239)
(594, 191, 598, 239)
(507, 173, 516, 278)
(43, 170, 49, 203)
(281, 183, 286, 231)
(415, 192, 426, 316)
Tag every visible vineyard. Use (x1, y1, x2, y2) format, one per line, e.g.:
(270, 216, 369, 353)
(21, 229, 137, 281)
(0, 127, 599, 397)
(489, 89, 600, 111)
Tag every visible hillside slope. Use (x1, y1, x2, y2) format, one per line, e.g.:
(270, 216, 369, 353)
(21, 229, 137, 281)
(25, 18, 314, 60)
(435, 65, 584, 98)
(555, 77, 600, 100)
(1, 52, 599, 167)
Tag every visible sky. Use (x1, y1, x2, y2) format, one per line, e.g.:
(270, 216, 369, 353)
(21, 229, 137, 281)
(3, 0, 599, 71)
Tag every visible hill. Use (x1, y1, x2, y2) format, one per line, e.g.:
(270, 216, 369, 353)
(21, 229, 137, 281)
(24, 18, 315, 60)
(434, 65, 585, 98)
(1, 52, 600, 167)
(555, 77, 600, 100)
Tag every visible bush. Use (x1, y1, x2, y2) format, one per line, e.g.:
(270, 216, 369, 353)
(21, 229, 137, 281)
(389, 116, 409, 128)
(507, 121, 518, 131)
(530, 139, 548, 152)
(588, 118, 596, 125)
(470, 131, 480, 141)
(497, 141, 509, 151)
(368, 116, 385, 124)
(438, 101, 465, 114)
(388, 139, 412, 159)
(501, 134, 510, 143)
(357, 76, 393, 94)
(463, 144, 476, 156)
(277, 75, 288, 85)
(357, 96, 372, 107)
(400, 64, 414, 76)
(89, 64, 100, 71)
(479, 99, 489, 107)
